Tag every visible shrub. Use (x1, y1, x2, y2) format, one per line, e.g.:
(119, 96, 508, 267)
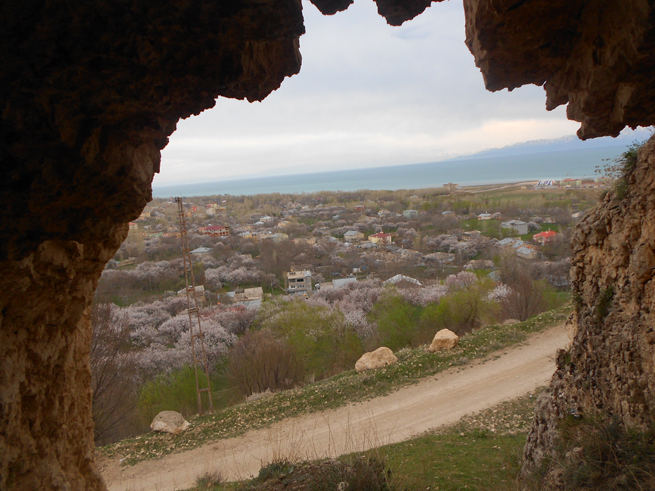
(259, 299, 364, 379)
(523, 415, 655, 491)
(226, 329, 305, 398)
(368, 292, 421, 351)
(90, 303, 140, 445)
(419, 281, 497, 338)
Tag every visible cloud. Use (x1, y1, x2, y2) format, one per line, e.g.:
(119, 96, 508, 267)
(155, 0, 579, 186)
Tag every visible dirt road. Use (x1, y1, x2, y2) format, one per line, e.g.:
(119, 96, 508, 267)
(100, 324, 569, 491)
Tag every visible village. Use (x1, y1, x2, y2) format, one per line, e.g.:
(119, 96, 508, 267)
(101, 179, 599, 307)
(89, 180, 601, 446)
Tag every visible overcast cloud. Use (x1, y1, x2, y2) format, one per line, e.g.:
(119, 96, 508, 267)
(155, 0, 580, 186)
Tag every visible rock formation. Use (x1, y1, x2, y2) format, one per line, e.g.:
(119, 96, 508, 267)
(355, 347, 398, 372)
(427, 329, 459, 352)
(3, 0, 655, 489)
(464, 0, 655, 139)
(150, 411, 190, 435)
(521, 136, 655, 486)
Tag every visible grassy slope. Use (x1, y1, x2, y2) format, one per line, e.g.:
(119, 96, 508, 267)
(99, 306, 571, 466)
(191, 390, 545, 491)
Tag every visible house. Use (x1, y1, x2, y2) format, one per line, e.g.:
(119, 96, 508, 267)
(268, 233, 289, 243)
(462, 230, 481, 242)
(240, 230, 253, 238)
(403, 209, 418, 219)
(516, 245, 541, 260)
(442, 211, 455, 216)
(478, 213, 493, 220)
(344, 230, 364, 241)
(561, 178, 582, 187)
(533, 230, 558, 245)
(260, 215, 275, 223)
(286, 270, 312, 295)
(368, 232, 392, 245)
(128, 222, 138, 231)
(383, 274, 422, 288)
(190, 247, 212, 255)
(177, 284, 206, 303)
(230, 288, 263, 309)
(354, 205, 365, 212)
(333, 277, 358, 289)
(498, 237, 525, 249)
(424, 252, 456, 264)
(199, 225, 230, 237)
(501, 220, 528, 235)
(465, 259, 495, 270)
(357, 242, 379, 249)
(377, 209, 392, 218)
(572, 211, 584, 219)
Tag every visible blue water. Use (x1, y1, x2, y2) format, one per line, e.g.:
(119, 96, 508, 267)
(153, 145, 626, 198)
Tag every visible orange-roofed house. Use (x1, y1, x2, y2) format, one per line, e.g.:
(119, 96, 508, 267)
(533, 230, 558, 245)
(368, 232, 392, 245)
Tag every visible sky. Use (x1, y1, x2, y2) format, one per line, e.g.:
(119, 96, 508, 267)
(154, 0, 583, 187)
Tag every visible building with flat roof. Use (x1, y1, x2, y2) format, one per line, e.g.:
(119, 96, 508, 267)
(286, 270, 312, 296)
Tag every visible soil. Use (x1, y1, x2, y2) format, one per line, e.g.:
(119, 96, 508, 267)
(99, 323, 570, 491)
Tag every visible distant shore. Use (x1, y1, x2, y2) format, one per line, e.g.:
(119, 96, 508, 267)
(153, 145, 621, 198)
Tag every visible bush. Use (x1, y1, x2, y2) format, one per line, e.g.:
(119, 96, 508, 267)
(90, 303, 141, 445)
(226, 329, 305, 398)
(419, 281, 497, 337)
(368, 292, 421, 351)
(524, 415, 655, 490)
(258, 299, 364, 380)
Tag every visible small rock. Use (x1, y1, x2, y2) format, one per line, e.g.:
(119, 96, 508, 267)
(355, 347, 398, 372)
(427, 329, 459, 352)
(150, 410, 190, 435)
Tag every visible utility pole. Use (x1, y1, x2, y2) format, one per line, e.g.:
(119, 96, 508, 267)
(175, 197, 214, 414)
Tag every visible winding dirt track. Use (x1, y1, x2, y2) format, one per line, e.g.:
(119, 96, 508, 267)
(100, 324, 569, 491)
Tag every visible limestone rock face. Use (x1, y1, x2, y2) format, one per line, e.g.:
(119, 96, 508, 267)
(428, 329, 459, 352)
(355, 347, 398, 372)
(464, 0, 655, 139)
(3, 0, 655, 489)
(521, 135, 655, 486)
(150, 411, 190, 435)
(0, 1, 304, 489)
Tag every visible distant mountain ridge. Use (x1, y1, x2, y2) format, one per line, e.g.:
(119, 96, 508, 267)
(449, 127, 653, 161)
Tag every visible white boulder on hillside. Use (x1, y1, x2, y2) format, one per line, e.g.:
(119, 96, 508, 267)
(355, 347, 398, 372)
(428, 329, 459, 352)
(150, 410, 190, 435)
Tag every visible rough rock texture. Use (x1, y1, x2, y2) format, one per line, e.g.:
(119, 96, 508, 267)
(150, 411, 190, 435)
(464, 0, 655, 139)
(0, 234, 125, 490)
(4, 0, 655, 489)
(0, 1, 304, 489)
(355, 347, 399, 372)
(428, 329, 459, 352)
(522, 135, 655, 485)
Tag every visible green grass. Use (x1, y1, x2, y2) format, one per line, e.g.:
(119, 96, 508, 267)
(185, 389, 546, 491)
(98, 306, 570, 466)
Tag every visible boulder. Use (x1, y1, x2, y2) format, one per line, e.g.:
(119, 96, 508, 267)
(428, 329, 459, 352)
(150, 411, 190, 435)
(355, 347, 398, 372)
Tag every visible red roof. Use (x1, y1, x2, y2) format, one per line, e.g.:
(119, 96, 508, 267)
(370, 233, 391, 238)
(534, 231, 557, 239)
(203, 226, 227, 231)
